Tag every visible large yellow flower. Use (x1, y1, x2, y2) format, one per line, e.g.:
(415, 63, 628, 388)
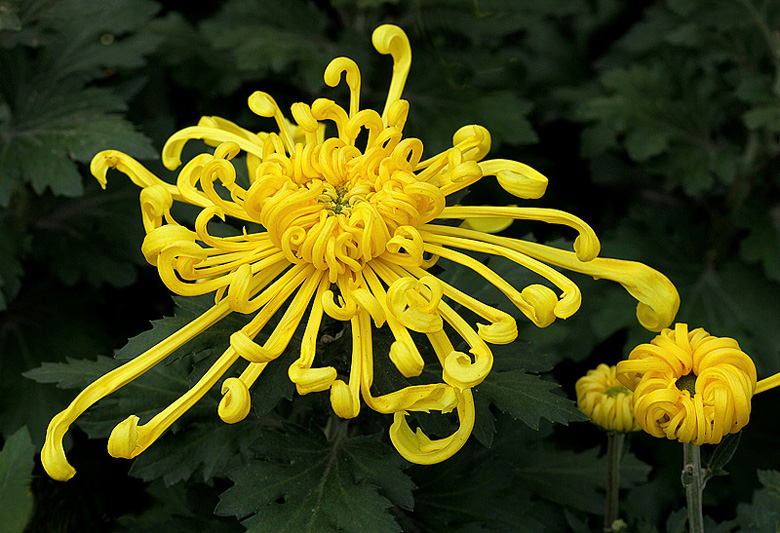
(42, 25, 679, 481)
(576, 364, 640, 433)
(616, 323, 780, 444)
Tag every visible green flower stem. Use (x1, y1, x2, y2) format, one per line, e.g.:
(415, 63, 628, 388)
(604, 432, 624, 531)
(682, 442, 705, 533)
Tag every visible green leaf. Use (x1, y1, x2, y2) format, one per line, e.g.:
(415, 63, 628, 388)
(0, 0, 160, 205)
(216, 426, 412, 533)
(0, 426, 35, 533)
(624, 127, 671, 162)
(705, 431, 741, 479)
(24, 354, 120, 391)
(14, 0, 161, 80)
(129, 422, 261, 486)
(0, 2, 22, 32)
(30, 180, 144, 288)
(743, 105, 780, 130)
(738, 203, 780, 283)
(681, 261, 780, 377)
(665, 509, 688, 533)
(475, 369, 587, 430)
(407, 83, 537, 154)
(116, 294, 252, 362)
(0, 83, 156, 202)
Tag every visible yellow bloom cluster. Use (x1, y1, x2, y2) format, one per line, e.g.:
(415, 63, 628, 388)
(576, 364, 640, 433)
(616, 323, 756, 445)
(41, 25, 680, 481)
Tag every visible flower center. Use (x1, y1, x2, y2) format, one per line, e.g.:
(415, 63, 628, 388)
(241, 131, 446, 282)
(675, 373, 697, 396)
(604, 384, 631, 398)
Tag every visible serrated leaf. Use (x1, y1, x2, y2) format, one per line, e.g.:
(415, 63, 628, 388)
(15, 0, 161, 80)
(217, 427, 411, 533)
(406, 84, 537, 154)
(0, 83, 156, 199)
(24, 354, 120, 390)
(116, 294, 252, 362)
(0, 0, 159, 203)
(0, 426, 35, 533)
(475, 369, 586, 430)
(471, 392, 497, 448)
(129, 422, 261, 486)
(29, 181, 144, 288)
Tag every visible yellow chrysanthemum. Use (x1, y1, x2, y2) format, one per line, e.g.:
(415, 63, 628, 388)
(616, 323, 780, 445)
(41, 25, 680, 481)
(576, 364, 640, 433)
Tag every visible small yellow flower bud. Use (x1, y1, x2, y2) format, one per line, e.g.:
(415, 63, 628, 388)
(576, 364, 640, 433)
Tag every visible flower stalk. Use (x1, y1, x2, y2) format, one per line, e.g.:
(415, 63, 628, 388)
(681, 442, 705, 533)
(604, 432, 625, 532)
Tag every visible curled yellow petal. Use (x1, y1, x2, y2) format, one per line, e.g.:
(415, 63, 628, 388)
(372, 24, 411, 124)
(91, 150, 181, 200)
(324, 57, 362, 117)
(439, 205, 600, 262)
(389, 389, 475, 465)
(218, 377, 252, 424)
(479, 159, 548, 200)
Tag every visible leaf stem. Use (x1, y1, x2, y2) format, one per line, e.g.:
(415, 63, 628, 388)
(682, 442, 705, 533)
(604, 432, 624, 531)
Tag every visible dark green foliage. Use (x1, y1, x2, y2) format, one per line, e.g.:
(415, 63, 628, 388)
(0, 0, 159, 204)
(216, 426, 409, 532)
(4, 0, 780, 531)
(735, 470, 780, 532)
(0, 426, 35, 533)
